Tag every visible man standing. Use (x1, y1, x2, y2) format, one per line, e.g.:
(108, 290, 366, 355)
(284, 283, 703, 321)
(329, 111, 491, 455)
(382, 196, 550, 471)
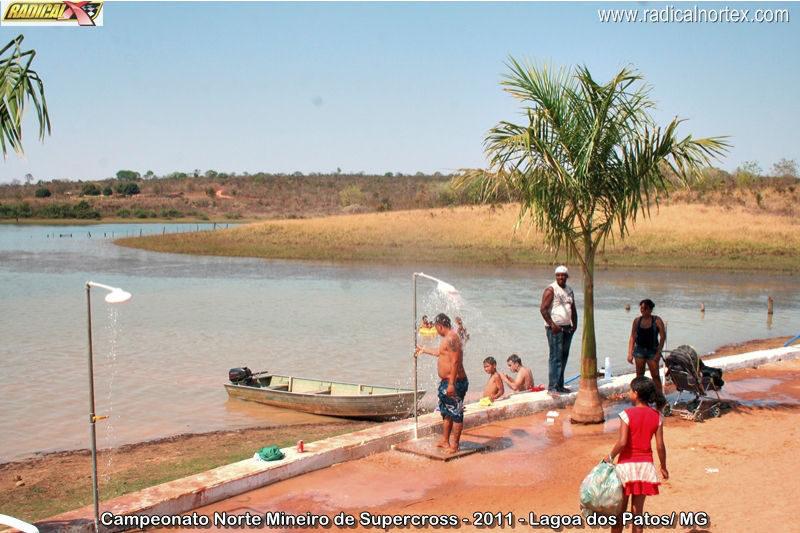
(540, 265, 577, 394)
(416, 313, 468, 453)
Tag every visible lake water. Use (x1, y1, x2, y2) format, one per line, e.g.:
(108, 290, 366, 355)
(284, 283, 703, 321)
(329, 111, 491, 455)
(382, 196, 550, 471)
(1, 223, 798, 462)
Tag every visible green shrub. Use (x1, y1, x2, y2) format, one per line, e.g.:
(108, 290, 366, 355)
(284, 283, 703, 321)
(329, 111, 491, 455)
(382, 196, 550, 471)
(103, 186, 113, 196)
(42, 203, 74, 218)
(116, 208, 131, 218)
(82, 183, 101, 196)
(0, 202, 32, 219)
(35, 187, 51, 198)
(161, 209, 183, 219)
(115, 182, 140, 196)
(133, 208, 149, 218)
(339, 185, 366, 207)
(73, 200, 101, 219)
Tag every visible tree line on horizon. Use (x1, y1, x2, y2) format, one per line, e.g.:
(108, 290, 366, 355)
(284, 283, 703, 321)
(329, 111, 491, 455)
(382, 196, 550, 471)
(0, 160, 798, 222)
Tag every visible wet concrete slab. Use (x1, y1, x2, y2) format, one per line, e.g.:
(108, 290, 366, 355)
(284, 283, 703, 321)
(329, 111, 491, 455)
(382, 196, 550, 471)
(393, 436, 490, 461)
(35, 345, 800, 533)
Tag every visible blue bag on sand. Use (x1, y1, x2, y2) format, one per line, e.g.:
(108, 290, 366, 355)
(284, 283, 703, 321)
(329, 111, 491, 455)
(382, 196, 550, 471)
(579, 461, 624, 517)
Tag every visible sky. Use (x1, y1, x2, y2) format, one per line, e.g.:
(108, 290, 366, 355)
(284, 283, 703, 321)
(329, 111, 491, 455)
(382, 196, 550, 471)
(0, 1, 798, 183)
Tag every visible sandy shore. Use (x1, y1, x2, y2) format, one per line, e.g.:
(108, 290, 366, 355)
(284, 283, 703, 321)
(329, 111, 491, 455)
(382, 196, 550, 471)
(187, 341, 799, 533)
(1, 337, 796, 530)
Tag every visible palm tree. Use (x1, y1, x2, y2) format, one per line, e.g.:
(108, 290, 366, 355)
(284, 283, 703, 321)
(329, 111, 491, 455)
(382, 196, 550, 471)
(0, 35, 50, 157)
(457, 58, 728, 423)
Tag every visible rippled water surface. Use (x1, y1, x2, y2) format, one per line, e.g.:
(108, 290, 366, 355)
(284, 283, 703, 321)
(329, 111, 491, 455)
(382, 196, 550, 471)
(1, 223, 798, 461)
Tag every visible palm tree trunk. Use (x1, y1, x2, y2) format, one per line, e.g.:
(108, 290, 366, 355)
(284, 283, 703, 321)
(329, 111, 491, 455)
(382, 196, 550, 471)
(570, 238, 605, 424)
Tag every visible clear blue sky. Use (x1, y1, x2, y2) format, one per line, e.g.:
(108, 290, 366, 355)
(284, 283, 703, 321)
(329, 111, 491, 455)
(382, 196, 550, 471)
(1, 1, 797, 183)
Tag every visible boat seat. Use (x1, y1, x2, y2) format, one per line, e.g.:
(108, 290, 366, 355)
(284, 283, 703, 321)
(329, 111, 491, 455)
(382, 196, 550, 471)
(267, 384, 289, 391)
(307, 387, 332, 395)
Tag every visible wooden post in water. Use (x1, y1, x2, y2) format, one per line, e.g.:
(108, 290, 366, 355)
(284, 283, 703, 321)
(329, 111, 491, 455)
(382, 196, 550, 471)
(767, 296, 774, 315)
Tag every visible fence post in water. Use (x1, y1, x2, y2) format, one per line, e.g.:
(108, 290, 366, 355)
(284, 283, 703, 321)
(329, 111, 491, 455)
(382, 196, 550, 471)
(700, 302, 705, 313)
(767, 296, 773, 315)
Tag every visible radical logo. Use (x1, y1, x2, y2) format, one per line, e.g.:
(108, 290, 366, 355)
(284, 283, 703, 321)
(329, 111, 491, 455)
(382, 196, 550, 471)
(1, 1, 103, 26)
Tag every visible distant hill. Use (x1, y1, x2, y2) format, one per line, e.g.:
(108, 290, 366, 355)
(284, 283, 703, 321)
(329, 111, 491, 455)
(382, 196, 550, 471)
(0, 172, 476, 221)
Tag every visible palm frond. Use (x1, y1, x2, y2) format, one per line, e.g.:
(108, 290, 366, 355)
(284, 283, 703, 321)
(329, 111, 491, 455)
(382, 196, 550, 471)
(0, 35, 50, 157)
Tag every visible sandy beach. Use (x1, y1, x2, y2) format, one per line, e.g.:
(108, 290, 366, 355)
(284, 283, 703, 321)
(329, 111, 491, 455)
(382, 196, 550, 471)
(186, 345, 799, 533)
(2, 337, 797, 531)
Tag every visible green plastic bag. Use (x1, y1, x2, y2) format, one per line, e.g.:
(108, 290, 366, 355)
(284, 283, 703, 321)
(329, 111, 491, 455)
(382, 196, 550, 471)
(579, 461, 623, 517)
(255, 445, 284, 462)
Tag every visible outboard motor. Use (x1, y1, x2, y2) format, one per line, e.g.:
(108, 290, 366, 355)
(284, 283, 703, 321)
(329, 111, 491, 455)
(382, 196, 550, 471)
(229, 367, 252, 383)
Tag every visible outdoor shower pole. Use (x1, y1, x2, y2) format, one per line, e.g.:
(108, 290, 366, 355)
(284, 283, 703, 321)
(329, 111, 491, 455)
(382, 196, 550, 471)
(86, 284, 100, 532)
(413, 274, 419, 440)
(86, 281, 131, 532)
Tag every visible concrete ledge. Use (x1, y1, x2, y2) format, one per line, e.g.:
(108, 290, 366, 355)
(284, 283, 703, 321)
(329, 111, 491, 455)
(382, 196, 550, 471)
(596, 345, 800, 397)
(37, 345, 800, 532)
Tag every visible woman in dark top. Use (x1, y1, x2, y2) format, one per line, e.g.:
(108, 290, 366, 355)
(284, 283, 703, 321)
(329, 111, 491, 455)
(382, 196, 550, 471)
(627, 299, 667, 394)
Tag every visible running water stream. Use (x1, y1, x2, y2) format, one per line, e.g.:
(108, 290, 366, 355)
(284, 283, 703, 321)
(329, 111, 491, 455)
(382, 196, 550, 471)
(101, 306, 121, 482)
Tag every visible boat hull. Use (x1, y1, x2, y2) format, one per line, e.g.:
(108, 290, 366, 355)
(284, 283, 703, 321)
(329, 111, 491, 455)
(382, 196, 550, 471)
(224, 374, 426, 422)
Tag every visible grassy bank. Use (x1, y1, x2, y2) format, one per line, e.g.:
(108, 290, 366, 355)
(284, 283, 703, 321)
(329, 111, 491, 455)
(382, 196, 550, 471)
(0, 421, 372, 524)
(118, 202, 800, 272)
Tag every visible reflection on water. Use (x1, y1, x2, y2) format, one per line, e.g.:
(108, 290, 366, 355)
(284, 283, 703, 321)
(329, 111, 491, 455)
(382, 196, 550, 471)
(1, 224, 799, 461)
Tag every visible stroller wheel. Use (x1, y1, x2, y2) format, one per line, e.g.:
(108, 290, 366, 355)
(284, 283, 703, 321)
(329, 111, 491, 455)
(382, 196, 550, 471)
(661, 404, 672, 417)
(693, 412, 703, 422)
(709, 405, 721, 418)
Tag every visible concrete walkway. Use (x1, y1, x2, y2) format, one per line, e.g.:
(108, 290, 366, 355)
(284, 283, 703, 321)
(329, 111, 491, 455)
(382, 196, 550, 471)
(37, 345, 800, 533)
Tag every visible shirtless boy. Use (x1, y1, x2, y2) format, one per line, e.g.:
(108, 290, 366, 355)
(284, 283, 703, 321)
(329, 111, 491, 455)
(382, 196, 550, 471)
(419, 315, 432, 331)
(482, 356, 504, 401)
(416, 313, 468, 453)
(501, 354, 535, 393)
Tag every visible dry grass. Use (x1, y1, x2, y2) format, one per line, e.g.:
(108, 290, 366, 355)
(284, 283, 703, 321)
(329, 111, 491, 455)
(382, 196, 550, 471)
(118, 201, 800, 271)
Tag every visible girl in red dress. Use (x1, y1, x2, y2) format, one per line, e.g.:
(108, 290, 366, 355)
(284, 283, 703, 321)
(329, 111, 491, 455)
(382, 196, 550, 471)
(606, 376, 669, 533)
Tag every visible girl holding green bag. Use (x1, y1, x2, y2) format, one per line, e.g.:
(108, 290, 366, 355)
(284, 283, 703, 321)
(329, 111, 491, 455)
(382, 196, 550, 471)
(605, 376, 669, 533)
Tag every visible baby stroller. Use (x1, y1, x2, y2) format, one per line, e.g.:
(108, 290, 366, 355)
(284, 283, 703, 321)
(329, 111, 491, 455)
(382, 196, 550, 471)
(663, 345, 724, 421)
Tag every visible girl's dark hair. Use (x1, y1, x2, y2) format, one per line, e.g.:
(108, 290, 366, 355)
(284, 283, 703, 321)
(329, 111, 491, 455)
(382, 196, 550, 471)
(484, 356, 497, 366)
(639, 299, 655, 310)
(631, 376, 667, 410)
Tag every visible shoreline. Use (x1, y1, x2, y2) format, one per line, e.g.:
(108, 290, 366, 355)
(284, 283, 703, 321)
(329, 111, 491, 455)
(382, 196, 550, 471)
(4, 207, 798, 272)
(115, 203, 800, 273)
(1, 336, 795, 524)
(2, 336, 791, 467)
